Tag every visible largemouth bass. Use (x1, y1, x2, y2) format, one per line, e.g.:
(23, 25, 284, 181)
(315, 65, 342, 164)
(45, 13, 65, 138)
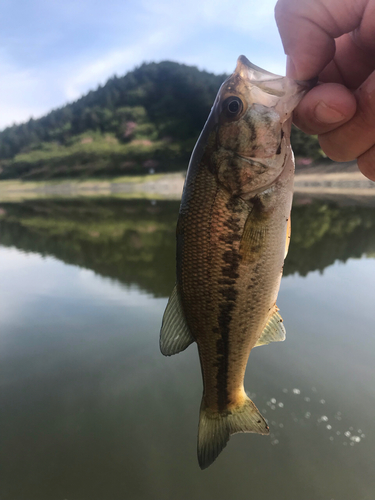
(160, 55, 311, 469)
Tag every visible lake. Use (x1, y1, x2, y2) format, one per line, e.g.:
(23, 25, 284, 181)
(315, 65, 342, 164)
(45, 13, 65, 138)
(1, 195, 375, 500)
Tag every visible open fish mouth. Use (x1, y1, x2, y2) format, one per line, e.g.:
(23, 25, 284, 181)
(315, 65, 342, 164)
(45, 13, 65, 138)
(236, 55, 317, 95)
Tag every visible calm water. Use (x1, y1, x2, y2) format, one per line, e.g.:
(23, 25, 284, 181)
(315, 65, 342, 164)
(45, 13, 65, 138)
(1, 196, 375, 500)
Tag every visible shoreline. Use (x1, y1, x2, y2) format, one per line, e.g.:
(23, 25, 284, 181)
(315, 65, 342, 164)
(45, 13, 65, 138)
(0, 173, 186, 202)
(293, 171, 375, 196)
(0, 167, 374, 202)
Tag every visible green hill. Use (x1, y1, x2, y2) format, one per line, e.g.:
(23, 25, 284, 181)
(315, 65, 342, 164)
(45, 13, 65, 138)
(0, 61, 321, 181)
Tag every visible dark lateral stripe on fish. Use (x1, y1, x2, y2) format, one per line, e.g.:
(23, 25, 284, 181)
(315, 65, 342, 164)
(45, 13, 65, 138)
(215, 204, 242, 412)
(217, 278, 237, 286)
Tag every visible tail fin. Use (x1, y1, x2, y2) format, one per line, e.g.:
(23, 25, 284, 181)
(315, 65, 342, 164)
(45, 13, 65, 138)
(197, 397, 269, 470)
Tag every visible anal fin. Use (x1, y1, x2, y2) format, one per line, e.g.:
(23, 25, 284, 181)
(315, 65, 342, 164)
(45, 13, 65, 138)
(255, 305, 286, 347)
(160, 284, 195, 356)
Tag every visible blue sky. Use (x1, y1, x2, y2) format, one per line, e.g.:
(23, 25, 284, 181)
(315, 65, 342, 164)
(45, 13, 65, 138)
(0, 0, 285, 130)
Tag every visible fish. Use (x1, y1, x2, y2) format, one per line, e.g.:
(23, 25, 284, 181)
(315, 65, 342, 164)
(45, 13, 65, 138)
(160, 55, 312, 469)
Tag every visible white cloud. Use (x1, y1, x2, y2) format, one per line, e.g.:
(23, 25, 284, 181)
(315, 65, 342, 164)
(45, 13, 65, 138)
(0, 52, 46, 128)
(140, 0, 277, 34)
(63, 28, 176, 101)
(0, 0, 285, 129)
(63, 0, 284, 101)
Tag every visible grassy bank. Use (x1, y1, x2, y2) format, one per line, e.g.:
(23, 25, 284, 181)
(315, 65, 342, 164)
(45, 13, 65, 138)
(0, 172, 185, 202)
(0, 131, 190, 180)
(1, 162, 374, 203)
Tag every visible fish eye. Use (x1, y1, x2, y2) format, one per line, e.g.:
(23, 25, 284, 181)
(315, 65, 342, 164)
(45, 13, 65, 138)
(222, 96, 243, 118)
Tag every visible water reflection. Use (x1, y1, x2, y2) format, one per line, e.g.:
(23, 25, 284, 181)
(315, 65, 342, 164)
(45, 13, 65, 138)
(1, 197, 375, 499)
(260, 386, 365, 448)
(285, 198, 375, 276)
(0, 198, 179, 297)
(1, 197, 375, 296)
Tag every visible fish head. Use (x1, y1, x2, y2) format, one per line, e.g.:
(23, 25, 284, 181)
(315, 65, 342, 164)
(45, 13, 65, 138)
(208, 55, 313, 199)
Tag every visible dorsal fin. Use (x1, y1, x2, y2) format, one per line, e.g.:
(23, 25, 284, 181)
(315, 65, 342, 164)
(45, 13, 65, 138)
(160, 285, 195, 356)
(254, 305, 286, 347)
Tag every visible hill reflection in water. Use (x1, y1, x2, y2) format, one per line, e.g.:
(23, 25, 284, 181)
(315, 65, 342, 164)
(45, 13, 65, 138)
(1, 196, 375, 296)
(2, 195, 375, 500)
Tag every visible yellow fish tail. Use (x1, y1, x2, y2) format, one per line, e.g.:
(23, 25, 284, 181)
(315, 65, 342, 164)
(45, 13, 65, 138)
(197, 397, 269, 470)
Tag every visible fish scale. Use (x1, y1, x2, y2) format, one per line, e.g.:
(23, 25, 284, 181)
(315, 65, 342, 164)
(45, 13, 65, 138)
(160, 55, 313, 469)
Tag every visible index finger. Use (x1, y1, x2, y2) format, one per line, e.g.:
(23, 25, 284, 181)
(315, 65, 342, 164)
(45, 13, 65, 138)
(274, 0, 369, 80)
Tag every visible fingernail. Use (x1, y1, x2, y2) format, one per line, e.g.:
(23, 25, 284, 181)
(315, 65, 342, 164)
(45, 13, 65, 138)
(314, 101, 346, 123)
(286, 56, 297, 79)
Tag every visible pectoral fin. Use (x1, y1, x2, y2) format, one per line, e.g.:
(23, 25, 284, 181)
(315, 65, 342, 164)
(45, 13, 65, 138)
(255, 305, 286, 347)
(160, 284, 195, 356)
(240, 201, 269, 264)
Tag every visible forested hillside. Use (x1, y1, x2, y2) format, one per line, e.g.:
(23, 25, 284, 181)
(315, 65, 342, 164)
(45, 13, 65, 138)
(0, 61, 322, 180)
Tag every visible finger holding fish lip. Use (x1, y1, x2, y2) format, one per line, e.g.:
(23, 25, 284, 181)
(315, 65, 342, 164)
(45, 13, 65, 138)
(289, 59, 375, 182)
(292, 83, 357, 135)
(275, 0, 375, 180)
(317, 72, 375, 167)
(291, 74, 375, 180)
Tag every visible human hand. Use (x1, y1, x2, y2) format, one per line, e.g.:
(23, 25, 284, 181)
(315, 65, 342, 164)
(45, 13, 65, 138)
(275, 0, 375, 180)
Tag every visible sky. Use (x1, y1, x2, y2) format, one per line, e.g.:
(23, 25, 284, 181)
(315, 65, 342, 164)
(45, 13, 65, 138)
(0, 0, 286, 130)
